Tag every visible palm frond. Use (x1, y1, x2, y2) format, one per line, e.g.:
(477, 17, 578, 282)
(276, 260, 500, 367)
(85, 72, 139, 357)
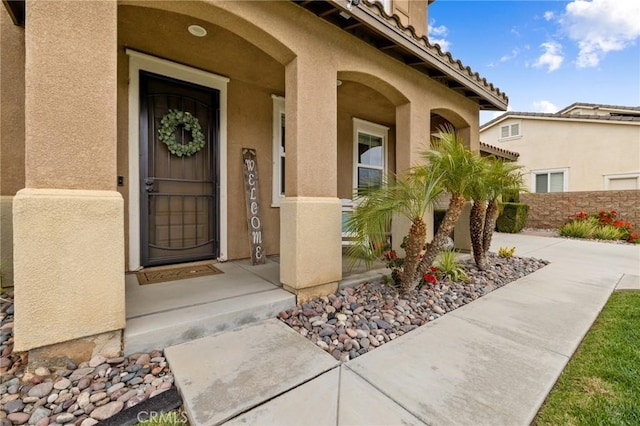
(345, 167, 443, 267)
(423, 125, 484, 198)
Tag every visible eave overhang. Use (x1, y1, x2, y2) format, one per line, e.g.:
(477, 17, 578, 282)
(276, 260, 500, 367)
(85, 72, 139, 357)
(292, 0, 508, 111)
(2, 0, 25, 26)
(479, 141, 519, 161)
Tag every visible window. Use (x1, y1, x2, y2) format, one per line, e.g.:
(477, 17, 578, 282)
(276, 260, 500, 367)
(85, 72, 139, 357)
(533, 169, 567, 193)
(604, 173, 640, 190)
(353, 118, 388, 191)
(271, 95, 285, 206)
(499, 122, 521, 140)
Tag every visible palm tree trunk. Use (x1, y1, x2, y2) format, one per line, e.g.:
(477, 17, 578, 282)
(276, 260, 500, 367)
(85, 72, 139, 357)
(415, 194, 466, 279)
(401, 217, 426, 293)
(483, 200, 500, 257)
(470, 200, 487, 270)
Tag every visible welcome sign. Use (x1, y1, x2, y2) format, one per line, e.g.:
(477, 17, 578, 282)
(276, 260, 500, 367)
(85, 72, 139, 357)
(242, 148, 266, 265)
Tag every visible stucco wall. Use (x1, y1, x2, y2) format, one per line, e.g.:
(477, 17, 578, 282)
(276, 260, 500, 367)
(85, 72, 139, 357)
(14, 1, 125, 353)
(0, 8, 25, 288)
(480, 118, 640, 191)
(1, 8, 25, 196)
(25, 1, 117, 190)
(117, 1, 480, 266)
(521, 190, 640, 229)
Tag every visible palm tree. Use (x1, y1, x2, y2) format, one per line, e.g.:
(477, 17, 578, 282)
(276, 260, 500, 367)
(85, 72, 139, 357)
(345, 165, 443, 293)
(469, 157, 525, 269)
(468, 157, 491, 270)
(415, 126, 484, 278)
(482, 158, 525, 258)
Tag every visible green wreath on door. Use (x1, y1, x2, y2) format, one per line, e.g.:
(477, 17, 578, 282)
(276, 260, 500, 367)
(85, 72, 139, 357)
(157, 109, 205, 157)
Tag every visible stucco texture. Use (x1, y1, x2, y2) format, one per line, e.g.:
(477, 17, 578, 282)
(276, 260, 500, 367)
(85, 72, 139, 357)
(1, 197, 14, 287)
(481, 118, 640, 192)
(13, 189, 125, 352)
(116, 1, 479, 268)
(280, 197, 342, 289)
(1, 7, 25, 196)
(25, 0, 117, 190)
(0, 8, 26, 287)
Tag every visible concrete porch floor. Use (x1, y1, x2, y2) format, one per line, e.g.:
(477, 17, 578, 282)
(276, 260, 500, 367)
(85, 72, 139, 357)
(123, 254, 388, 354)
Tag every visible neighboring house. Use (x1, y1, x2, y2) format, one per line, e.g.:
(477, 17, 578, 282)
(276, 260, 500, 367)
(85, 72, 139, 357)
(0, 0, 508, 358)
(480, 103, 640, 193)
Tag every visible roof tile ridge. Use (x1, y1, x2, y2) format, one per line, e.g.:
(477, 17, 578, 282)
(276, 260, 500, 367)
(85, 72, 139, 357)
(362, 0, 508, 103)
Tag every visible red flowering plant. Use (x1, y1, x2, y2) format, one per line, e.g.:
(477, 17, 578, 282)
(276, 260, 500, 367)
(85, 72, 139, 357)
(382, 237, 437, 289)
(418, 266, 440, 288)
(566, 209, 638, 243)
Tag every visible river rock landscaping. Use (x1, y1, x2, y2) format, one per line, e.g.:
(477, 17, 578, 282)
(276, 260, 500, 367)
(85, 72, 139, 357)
(278, 254, 549, 362)
(0, 293, 175, 426)
(1, 253, 549, 424)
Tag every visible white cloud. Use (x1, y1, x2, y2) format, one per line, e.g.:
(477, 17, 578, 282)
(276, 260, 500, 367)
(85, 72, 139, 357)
(428, 19, 450, 51)
(561, 0, 640, 67)
(544, 11, 555, 21)
(533, 41, 564, 72)
(532, 100, 559, 113)
(500, 48, 521, 63)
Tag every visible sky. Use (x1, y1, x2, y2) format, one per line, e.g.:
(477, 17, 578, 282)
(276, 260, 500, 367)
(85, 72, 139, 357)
(426, 0, 640, 124)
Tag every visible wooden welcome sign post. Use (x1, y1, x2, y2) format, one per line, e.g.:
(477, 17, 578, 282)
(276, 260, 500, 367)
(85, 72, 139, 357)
(242, 148, 266, 265)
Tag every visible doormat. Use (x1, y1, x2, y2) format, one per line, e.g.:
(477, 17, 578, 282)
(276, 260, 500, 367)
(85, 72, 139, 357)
(136, 263, 223, 285)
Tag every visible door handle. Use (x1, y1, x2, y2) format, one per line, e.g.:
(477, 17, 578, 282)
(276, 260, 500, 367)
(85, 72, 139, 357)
(144, 178, 156, 193)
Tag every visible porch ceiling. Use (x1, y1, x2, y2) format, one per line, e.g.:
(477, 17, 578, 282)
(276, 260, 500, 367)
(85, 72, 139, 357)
(2, 0, 25, 26)
(293, 0, 508, 111)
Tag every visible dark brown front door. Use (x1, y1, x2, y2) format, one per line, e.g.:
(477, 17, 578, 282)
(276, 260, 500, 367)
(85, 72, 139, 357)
(140, 71, 220, 267)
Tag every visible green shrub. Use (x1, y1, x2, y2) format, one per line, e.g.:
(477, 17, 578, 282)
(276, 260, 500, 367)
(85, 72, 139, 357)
(559, 217, 597, 238)
(435, 250, 469, 283)
(593, 225, 626, 240)
(496, 202, 529, 233)
(502, 189, 520, 203)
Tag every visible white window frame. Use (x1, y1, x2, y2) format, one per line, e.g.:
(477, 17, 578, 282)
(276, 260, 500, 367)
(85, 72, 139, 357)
(498, 120, 522, 141)
(603, 172, 640, 190)
(353, 117, 388, 191)
(271, 95, 285, 207)
(531, 168, 568, 193)
(126, 49, 229, 268)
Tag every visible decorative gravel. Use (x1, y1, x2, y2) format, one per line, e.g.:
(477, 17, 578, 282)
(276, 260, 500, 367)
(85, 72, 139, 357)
(278, 254, 549, 362)
(0, 293, 176, 426)
(0, 253, 550, 424)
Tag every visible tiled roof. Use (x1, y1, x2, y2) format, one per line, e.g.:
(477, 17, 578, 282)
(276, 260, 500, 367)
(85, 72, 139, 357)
(481, 109, 640, 130)
(558, 102, 640, 115)
(479, 141, 519, 161)
(293, 0, 508, 110)
(362, 0, 508, 106)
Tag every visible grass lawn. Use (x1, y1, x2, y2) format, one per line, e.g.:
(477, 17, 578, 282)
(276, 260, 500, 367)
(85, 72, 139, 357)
(535, 291, 640, 425)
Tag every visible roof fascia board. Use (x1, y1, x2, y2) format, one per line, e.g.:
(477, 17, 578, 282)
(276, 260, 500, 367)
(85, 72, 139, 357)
(327, 0, 507, 110)
(559, 103, 640, 115)
(479, 144, 518, 161)
(481, 114, 640, 131)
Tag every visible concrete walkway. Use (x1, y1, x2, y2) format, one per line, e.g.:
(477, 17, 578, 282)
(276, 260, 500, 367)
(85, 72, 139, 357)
(165, 233, 640, 425)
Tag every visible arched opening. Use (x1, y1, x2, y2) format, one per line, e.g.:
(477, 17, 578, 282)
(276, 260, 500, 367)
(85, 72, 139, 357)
(430, 108, 472, 149)
(118, 4, 292, 270)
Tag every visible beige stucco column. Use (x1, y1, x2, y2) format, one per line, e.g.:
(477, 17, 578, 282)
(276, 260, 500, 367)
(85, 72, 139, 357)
(280, 55, 341, 302)
(0, 9, 25, 289)
(391, 101, 434, 252)
(13, 0, 124, 362)
(453, 124, 477, 252)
